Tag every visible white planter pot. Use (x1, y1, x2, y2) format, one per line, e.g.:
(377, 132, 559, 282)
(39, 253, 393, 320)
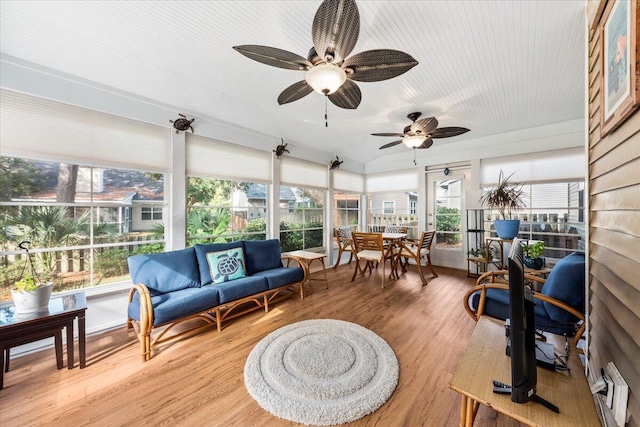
(11, 283, 53, 314)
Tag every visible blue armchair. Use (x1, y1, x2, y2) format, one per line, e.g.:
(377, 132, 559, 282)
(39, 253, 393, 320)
(463, 252, 586, 339)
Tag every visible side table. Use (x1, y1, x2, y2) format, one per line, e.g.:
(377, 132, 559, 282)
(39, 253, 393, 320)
(0, 292, 87, 390)
(283, 250, 329, 298)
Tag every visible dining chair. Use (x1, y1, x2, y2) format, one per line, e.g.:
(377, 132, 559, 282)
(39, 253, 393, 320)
(368, 225, 386, 232)
(394, 230, 438, 285)
(333, 226, 355, 269)
(351, 232, 397, 288)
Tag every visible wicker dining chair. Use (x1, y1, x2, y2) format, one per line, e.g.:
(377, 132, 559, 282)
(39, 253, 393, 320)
(333, 226, 355, 269)
(351, 232, 397, 288)
(394, 230, 438, 285)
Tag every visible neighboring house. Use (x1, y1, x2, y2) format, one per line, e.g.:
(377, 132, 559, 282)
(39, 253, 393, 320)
(11, 166, 164, 233)
(234, 184, 296, 220)
(370, 192, 418, 217)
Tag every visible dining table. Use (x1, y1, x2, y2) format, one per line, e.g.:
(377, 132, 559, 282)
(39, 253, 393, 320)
(381, 232, 408, 278)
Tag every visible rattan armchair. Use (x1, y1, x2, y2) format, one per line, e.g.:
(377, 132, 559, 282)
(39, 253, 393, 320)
(463, 252, 587, 341)
(333, 226, 355, 269)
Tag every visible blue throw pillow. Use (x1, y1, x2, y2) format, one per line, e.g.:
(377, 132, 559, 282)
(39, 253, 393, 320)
(206, 247, 246, 284)
(194, 242, 243, 285)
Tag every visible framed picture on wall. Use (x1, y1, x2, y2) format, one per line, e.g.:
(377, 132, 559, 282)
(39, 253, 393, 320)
(600, 0, 639, 136)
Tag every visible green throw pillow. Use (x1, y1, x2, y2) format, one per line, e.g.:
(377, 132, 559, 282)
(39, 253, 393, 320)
(206, 247, 246, 284)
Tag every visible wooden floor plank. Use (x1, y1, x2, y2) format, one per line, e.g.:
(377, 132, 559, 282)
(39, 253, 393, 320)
(0, 266, 523, 426)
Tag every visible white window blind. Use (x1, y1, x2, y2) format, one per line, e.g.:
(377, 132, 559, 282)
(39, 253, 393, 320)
(366, 169, 419, 193)
(0, 89, 170, 173)
(333, 169, 364, 193)
(480, 147, 585, 184)
(280, 157, 328, 189)
(186, 134, 271, 182)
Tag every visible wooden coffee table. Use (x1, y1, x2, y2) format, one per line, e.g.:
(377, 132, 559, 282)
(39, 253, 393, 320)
(0, 292, 87, 389)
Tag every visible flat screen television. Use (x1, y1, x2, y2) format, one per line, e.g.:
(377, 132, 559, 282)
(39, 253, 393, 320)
(507, 238, 537, 403)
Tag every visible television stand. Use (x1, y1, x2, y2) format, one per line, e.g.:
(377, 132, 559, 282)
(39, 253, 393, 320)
(449, 317, 599, 426)
(492, 380, 559, 413)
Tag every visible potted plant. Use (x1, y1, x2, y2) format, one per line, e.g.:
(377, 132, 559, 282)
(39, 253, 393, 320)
(522, 241, 545, 270)
(10, 241, 53, 314)
(479, 170, 526, 239)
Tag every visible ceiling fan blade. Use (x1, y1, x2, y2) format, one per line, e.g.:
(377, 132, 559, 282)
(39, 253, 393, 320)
(411, 117, 438, 135)
(312, 0, 360, 63)
(430, 127, 471, 138)
(278, 81, 314, 105)
(328, 79, 361, 109)
(371, 132, 405, 137)
(233, 45, 312, 70)
(342, 49, 419, 82)
(379, 140, 403, 150)
(416, 138, 434, 149)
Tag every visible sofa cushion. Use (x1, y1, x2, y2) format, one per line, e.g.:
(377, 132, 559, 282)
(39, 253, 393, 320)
(128, 248, 200, 295)
(128, 285, 220, 326)
(214, 275, 269, 304)
(243, 239, 283, 275)
(194, 242, 243, 285)
(540, 252, 585, 324)
(206, 247, 246, 284)
(254, 266, 304, 289)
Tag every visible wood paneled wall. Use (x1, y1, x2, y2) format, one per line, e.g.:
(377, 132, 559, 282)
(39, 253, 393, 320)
(588, 2, 640, 426)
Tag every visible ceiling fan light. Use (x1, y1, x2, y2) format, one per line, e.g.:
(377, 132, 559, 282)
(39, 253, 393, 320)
(305, 63, 347, 95)
(402, 135, 426, 148)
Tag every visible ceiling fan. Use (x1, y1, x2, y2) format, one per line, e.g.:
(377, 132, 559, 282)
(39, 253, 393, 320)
(373, 112, 470, 151)
(233, 0, 418, 113)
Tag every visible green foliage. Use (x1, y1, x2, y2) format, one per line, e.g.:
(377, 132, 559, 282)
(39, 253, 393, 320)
(436, 206, 461, 244)
(303, 219, 324, 249)
(187, 177, 248, 211)
(480, 170, 526, 220)
(279, 221, 303, 252)
(14, 276, 37, 291)
(522, 241, 544, 259)
(94, 249, 129, 278)
(0, 157, 46, 202)
(243, 219, 267, 240)
(132, 243, 165, 255)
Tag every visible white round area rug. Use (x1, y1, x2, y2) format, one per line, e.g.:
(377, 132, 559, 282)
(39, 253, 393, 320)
(244, 319, 399, 426)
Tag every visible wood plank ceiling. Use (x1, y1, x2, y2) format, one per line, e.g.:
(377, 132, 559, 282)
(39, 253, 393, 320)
(0, 1, 586, 166)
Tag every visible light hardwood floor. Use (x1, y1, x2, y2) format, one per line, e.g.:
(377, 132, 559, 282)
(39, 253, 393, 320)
(0, 264, 522, 426)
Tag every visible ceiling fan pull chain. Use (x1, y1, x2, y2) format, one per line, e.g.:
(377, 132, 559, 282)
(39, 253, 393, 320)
(325, 95, 328, 128)
(413, 148, 417, 165)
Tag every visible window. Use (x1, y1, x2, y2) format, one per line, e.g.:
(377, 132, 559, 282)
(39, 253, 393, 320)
(333, 192, 359, 228)
(435, 179, 462, 250)
(141, 206, 162, 221)
(279, 187, 324, 252)
(410, 199, 417, 215)
(185, 178, 268, 245)
(0, 156, 165, 302)
(483, 181, 585, 261)
(368, 192, 418, 238)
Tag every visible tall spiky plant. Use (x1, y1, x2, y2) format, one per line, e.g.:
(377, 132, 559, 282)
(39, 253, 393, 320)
(479, 170, 526, 219)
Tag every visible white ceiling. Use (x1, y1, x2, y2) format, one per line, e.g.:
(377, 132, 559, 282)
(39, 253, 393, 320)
(0, 1, 586, 168)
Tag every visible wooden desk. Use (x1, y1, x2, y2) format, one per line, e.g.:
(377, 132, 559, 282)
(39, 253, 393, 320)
(283, 250, 328, 298)
(0, 292, 87, 390)
(449, 316, 599, 427)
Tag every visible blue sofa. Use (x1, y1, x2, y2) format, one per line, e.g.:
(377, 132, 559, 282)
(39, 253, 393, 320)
(463, 252, 586, 339)
(126, 239, 305, 361)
